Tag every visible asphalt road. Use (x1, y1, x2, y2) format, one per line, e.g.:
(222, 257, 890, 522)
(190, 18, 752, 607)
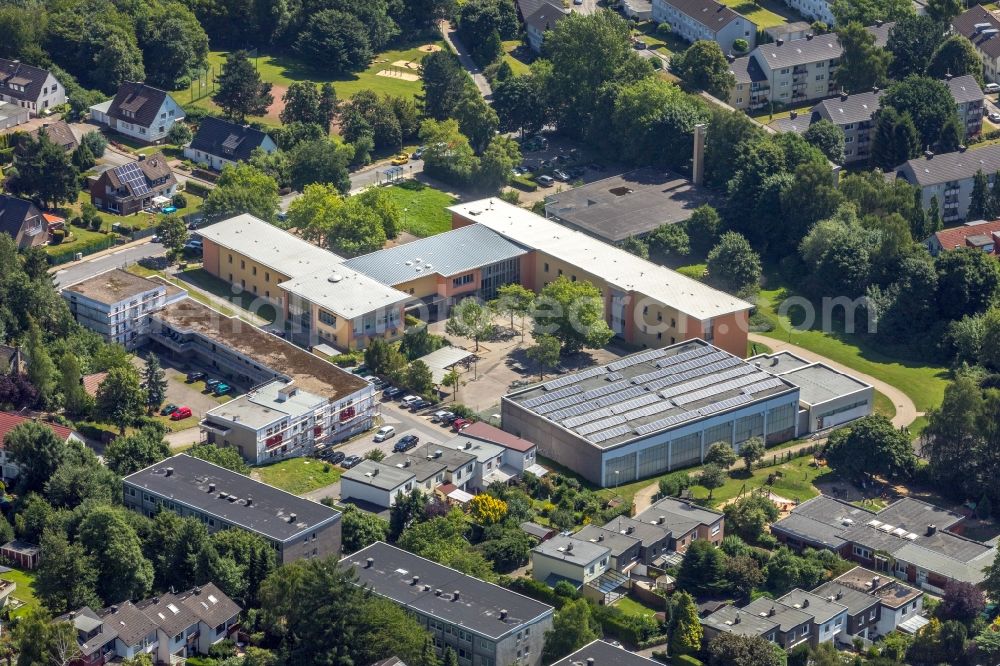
(53, 240, 165, 288)
(440, 21, 492, 100)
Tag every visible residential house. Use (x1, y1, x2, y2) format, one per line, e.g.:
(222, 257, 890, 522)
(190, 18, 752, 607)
(0, 194, 46, 249)
(340, 459, 416, 508)
(814, 566, 923, 642)
(621, 0, 654, 20)
(601, 516, 673, 566)
(341, 443, 479, 509)
(384, 444, 478, 492)
(925, 218, 1000, 256)
(573, 525, 642, 572)
(552, 640, 660, 666)
(811, 90, 884, 164)
(24, 120, 79, 153)
(0, 412, 83, 481)
(771, 495, 998, 593)
(952, 6, 1000, 84)
(345, 542, 554, 666)
(702, 591, 846, 650)
(88, 153, 178, 216)
(184, 117, 277, 171)
(59, 583, 240, 666)
(531, 534, 612, 589)
(651, 0, 757, 54)
(437, 434, 511, 491)
(62, 268, 184, 350)
(89, 82, 184, 143)
(894, 144, 1000, 223)
(458, 421, 544, 476)
(525, 2, 568, 53)
(947, 74, 985, 139)
(634, 496, 725, 552)
(0, 102, 29, 129)
(123, 454, 342, 563)
(0, 59, 66, 116)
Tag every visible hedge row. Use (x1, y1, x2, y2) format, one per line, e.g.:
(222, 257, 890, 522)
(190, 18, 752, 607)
(47, 234, 118, 265)
(510, 175, 538, 192)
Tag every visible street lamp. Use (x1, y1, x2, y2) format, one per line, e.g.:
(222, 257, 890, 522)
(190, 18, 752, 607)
(614, 469, 620, 493)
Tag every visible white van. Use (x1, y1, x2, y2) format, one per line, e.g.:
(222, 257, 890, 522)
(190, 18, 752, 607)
(374, 425, 395, 442)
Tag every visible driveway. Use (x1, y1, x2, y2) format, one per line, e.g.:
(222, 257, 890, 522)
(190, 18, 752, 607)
(439, 21, 492, 100)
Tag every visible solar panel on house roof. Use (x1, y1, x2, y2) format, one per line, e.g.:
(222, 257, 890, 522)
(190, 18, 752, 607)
(115, 162, 150, 196)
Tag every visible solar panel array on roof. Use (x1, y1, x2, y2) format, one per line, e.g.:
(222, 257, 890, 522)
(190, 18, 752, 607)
(577, 414, 628, 435)
(658, 364, 757, 400)
(534, 393, 588, 415)
(596, 385, 648, 407)
(583, 380, 633, 400)
(644, 357, 744, 391)
(604, 372, 623, 381)
(542, 366, 606, 390)
(630, 351, 728, 385)
(588, 424, 633, 443)
(606, 348, 669, 371)
(115, 162, 150, 196)
(521, 385, 583, 409)
(671, 372, 773, 406)
(654, 345, 715, 368)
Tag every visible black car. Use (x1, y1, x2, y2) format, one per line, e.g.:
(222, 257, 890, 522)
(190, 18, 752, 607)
(341, 455, 362, 469)
(186, 371, 206, 383)
(393, 434, 419, 452)
(205, 378, 221, 390)
(409, 399, 432, 411)
(326, 451, 346, 464)
(444, 413, 462, 424)
(382, 386, 402, 399)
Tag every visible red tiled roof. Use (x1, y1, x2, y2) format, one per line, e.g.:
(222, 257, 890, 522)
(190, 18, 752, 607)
(933, 220, 1000, 254)
(461, 422, 535, 452)
(81, 372, 108, 398)
(0, 412, 75, 446)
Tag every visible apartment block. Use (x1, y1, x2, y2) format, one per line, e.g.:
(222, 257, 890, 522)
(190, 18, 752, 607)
(123, 454, 342, 563)
(345, 542, 554, 666)
(651, 0, 757, 54)
(894, 144, 1000, 223)
(952, 6, 1000, 84)
(62, 269, 184, 350)
(552, 641, 660, 666)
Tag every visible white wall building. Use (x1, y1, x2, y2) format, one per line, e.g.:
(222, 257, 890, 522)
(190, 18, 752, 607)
(340, 460, 415, 508)
(531, 535, 610, 587)
(652, 0, 757, 54)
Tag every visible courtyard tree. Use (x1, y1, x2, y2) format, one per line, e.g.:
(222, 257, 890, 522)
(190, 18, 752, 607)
(4, 421, 67, 495)
(406, 360, 435, 397)
(203, 163, 280, 223)
(739, 436, 766, 471)
(707, 232, 762, 297)
(441, 369, 461, 402)
(494, 283, 535, 338)
(280, 81, 338, 129)
(156, 215, 188, 262)
(142, 355, 168, 413)
(671, 40, 736, 99)
(667, 591, 703, 656)
(446, 298, 494, 351)
(704, 442, 737, 470)
(104, 425, 170, 476)
(698, 463, 727, 499)
(825, 415, 917, 482)
(533, 277, 613, 353)
(527, 335, 561, 380)
(8, 131, 79, 208)
(542, 598, 600, 663)
(341, 505, 389, 554)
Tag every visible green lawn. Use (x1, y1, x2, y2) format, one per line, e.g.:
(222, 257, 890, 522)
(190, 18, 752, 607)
(874, 390, 896, 421)
(755, 282, 950, 414)
(155, 412, 199, 431)
(616, 595, 662, 617)
(674, 263, 706, 280)
(502, 40, 532, 76)
(1, 568, 39, 618)
(44, 223, 110, 256)
(717, 0, 798, 28)
(634, 22, 690, 56)
(175, 267, 277, 323)
(690, 454, 835, 508)
(170, 373, 234, 404)
(254, 457, 342, 495)
(384, 180, 460, 237)
(60, 189, 204, 235)
(189, 42, 445, 125)
(747, 340, 773, 356)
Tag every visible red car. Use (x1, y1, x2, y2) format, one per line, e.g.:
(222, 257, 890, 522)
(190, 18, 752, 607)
(451, 418, 471, 432)
(170, 406, 192, 420)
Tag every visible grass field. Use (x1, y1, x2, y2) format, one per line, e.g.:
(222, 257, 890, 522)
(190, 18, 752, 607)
(189, 42, 444, 125)
(1, 568, 39, 618)
(616, 595, 662, 617)
(717, 0, 798, 28)
(690, 454, 835, 507)
(384, 180, 459, 237)
(874, 390, 896, 420)
(634, 22, 691, 56)
(502, 40, 532, 76)
(155, 412, 199, 431)
(254, 457, 342, 494)
(755, 282, 950, 414)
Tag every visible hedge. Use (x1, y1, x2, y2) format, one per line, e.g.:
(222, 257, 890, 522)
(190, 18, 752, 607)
(502, 577, 568, 609)
(510, 175, 538, 192)
(184, 180, 212, 197)
(672, 655, 703, 666)
(46, 234, 117, 265)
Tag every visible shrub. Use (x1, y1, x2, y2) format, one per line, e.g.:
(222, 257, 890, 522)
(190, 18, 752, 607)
(510, 175, 538, 192)
(50, 229, 65, 244)
(171, 193, 188, 209)
(185, 180, 212, 197)
(208, 639, 236, 659)
(90, 217, 102, 231)
(71, 216, 85, 227)
(672, 655, 703, 666)
(733, 38, 749, 53)
(657, 22, 672, 34)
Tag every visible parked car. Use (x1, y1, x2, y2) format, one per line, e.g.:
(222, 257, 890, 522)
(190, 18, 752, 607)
(986, 83, 1000, 93)
(569, 166, 586, 178)
(185, 371, 205, 383)
(451, 418, 471, 431)
(432, 410, 453, 423)
(352, 365, 370, 375)
(363, 375, 378, 384)
(214, 383, 232, 396)
(537, 175, 555, 187)
(413, 146, 427, 159)
(391, 154, 409, 165)
(372, 379, 387, 390)
(374, 425, 396, 442)
(160, 403, 178, 416)
(553, 169, 570, 182)
(170, 406, 192, 420)
(410, 399, 432, 411)
(393, 434, 419, 452)
(990, 112, 1000, 123)
(382, 386, 402, 399)
(326, 450, 346, 464)
(205, 379, 221, 390)
(444, 413, 463, 424)
(400, 395, 421, 406)
(341, 455, 362, 469)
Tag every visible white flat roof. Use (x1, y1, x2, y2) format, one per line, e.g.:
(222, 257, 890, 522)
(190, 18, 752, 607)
(279, 267, 410, 319)
(449, 199, 752, 321)
(198, 214, 342, 279)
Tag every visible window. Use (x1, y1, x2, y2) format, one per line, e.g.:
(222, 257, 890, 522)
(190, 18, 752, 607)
(265, 271, 270, 282)
(241, 260, 246, 269)
(319, 311, 337, 326)
(452, 274, 474, 287)
(228, 254, 233, 264)
(543, 262, 549, 272)
(252, 266, 257, 276)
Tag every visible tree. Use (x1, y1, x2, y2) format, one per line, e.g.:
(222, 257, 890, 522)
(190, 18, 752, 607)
(406, 360, 435, 397)
(495, 283, 535, 338)
(705, 442, 737, 470)
(93, 31, 146, 93)
(289, 139, 352, 193)
(725, 554, 765, 601)
(441, 369, 461, 402)
(493, 75, 547, 138)
(281, 81, 338, 129)
(476, 135, 521, 193)
(698, 463, 727, 499)
(454, 90, 500, 154)
(542, 598, 600, 663)
(835, 22, 891, 93)
(8, 131, 79, 207)
(676, 539, 727, 594)
(527, 335, 561, 380)
(77, 505, 154, 603)
(667, 591, 703, 656)
(940, 580, 986, 623)
(167, 121, 193, 147)
(142, 355, 167, 413)
(71, 141, 95, 171)
(648, 224, 691, 258)
(138, 3, 209, 90)
(341, 505, 389, 554)
(295, 10, 372, 74)
(724, 493, 779, 543)
(419, 119, 479, 186)
(446, 299, 494, 351)
(188, 444, 250, 474)
(23, 321, 54, 408)
(203, 163, 280, 223)
(870, 106, 921, 171)
(420, 51, 468, 121)
(13, 611, 81, 666)
(104, 424, 170, 476)
(739, 437, 766, 471)
(831, 0, 914, 26)
(620, 236, 649, 259)
(35, 529, 99, 615)
(94, 365, 145, 435)
(936, 247, 1000, 320)
(480, 525, 533, 573)
(355, 186, 401, 240)
(883, 76, 961, 150)
(59, 353, 91, 419)
(825, 415, 917, 481)
(4, 422, 66, 495)
(80, 130, 107, 159)
(672, 40, 736, 99)
(326, 196, 387, 256)
(937, 112, 965, 153)
(157, 214, 188, 261)
(888, 15, 945, 79)
(533, 277, 613, 353)
(686, 205, 722, 254)
(707, 633, 785, 666)
(470, 494, 507, 525)
(212, 50, 273, 122)
(707, 232, 761, 297)
(927, 35, 983, 85)
(968, 170, 995, 222)
(803, 120, 846, 164)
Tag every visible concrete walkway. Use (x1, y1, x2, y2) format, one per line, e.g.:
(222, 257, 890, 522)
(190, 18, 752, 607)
(748, 333, 920, 429)
(439, 21, 492, 100)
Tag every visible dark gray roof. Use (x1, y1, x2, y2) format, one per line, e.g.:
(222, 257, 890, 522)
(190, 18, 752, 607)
(28, 120, 79, 152)
(868, 21, 895, 47)
(552, 640, 659, 666)
(177, 583, 242, 628)
(657, 0, 749, 30)
(0, 58, 54, 103)
(343, 224, 528, 285)
(833, 566, 922, 609)
(136, 593, 200, 637)
(107, 82, 172, 129)
(342, 459, 414, 490)
(730, 56, 767, 85)
(777, 589, 847, 625)
(521, 521, 556, 540)
(811, 580, 880, 616)
(812, 90, 884, 127)
(769, 116, 811, 134)
(876, 497, 965, 532)
(64, 607, 118, 656)
(544, 168, 722, 243)
(754, 33, 842, 70)
(952, 6, 1000, 60)
(189, 117, 273, 162)
(701, 604, 779, 637)
(770, 495, 875, 549)
(344, 542, 553, 640)
(533, 534, 610, 563)
(602, 516, 670, 548)
(525, 1, 567, 32)
(765, 21, 813, 39)
(636, 497, 724, 536)
(102, 601, 158, 647)
(742, 598, 813, 633)
(0, 195, 41, 239)
(385, 444, 476, 477)
(574, 526, 640, 558)
(947, 74, 984, 104)
(123, 454, 341, 542)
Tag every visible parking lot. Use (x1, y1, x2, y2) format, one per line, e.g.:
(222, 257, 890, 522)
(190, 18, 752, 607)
(513, 133, 624, 205)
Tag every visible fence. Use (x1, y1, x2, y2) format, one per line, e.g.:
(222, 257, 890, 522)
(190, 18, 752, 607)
(46, 234, 119, 266)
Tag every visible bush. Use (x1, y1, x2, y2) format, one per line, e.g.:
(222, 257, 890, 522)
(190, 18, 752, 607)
(208, 639, 236, 659)
(171, 193, 188, 209)
(657, 22, 672, 34)
(450, 404, 477, 419)
(672, 655, 703, 666)
(733, 38, 749, 53)
(185, 180, 212, 197)
(50, 229, 65, 244)
(510, 175, 538, 192)
(504, 577, 566, 608)
(89, 217, 102, 231)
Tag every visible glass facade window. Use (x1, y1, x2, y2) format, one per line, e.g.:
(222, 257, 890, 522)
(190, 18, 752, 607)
(703, 421, 733, 449)
(670, 433, 701, 468)
(735, 413, 764, 445)
(604, 452, 636, 486)
(637, 442, 670, 478)
(766, 402, 796, 443)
